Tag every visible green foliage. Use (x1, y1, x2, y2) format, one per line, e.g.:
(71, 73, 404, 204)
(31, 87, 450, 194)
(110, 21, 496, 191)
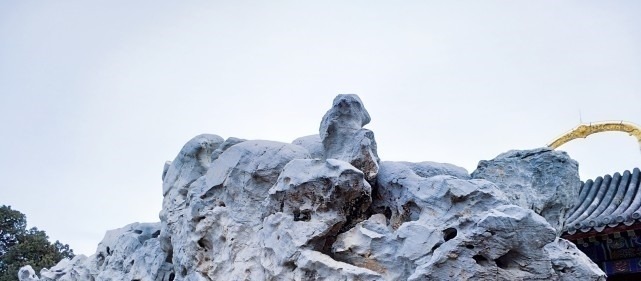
(0, 205, 75, 281)
(0, 206, 26, 257)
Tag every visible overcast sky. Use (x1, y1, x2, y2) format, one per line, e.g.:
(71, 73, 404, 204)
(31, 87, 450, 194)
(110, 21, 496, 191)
(1, 1, 640, 256)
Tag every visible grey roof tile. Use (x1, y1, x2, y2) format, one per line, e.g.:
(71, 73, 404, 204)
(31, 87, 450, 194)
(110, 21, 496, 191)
(565, 168, 641, 234)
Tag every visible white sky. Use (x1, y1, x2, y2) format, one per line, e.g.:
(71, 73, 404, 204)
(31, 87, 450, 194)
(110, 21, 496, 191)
(1, 1, 640, 256)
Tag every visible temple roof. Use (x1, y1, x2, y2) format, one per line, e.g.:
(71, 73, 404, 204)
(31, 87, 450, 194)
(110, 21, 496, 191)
(564, 168, 641, 234)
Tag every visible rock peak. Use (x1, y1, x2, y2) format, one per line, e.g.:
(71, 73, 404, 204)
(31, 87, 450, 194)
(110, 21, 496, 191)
(320, 94, 371, 139)
(320, 94, 379, 182)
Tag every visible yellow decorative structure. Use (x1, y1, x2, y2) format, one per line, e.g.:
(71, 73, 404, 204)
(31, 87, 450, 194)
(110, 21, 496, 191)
(547, 121, 641, 151)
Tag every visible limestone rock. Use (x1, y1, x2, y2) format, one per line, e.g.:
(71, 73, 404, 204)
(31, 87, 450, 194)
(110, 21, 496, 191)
(26, 95, 605, 281)
(292, 134, 324, 159)
(259, 158, 378, 280)
(336, 162, 604, 281)
(544, 238, 606, 280)
(268, 159, 372, 231)
(263, 159, 372, 253)
(39, 256, 91, 281)
(23, 222, 172, 281)
(18, 266, 38, 281)
(90, 222, 172, 281)
(162, 140, 311, 280)
(407, 206, 559, 281)
(161, 134, 224, 196)
(471, 147, 581, 233)
(203, 140, 311, 219)
(397, 161, 470, 180)
(370, 161, 478, 228)
(210, 137, 246, 162)
(294, 249, 383, 280)
(320, 94, 379, 182)
(158, 134, 225, 254)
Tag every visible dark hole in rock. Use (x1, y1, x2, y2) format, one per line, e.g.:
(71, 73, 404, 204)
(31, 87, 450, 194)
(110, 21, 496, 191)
(133, 230, 143, 234)
(309, 222, 342, 256)
(194, 216, 205, 222)
(293, 209, 311, 222)
(96, 253, 105, 267)
(495, 250, 521, 269)
(197, 237, 213, 251)
(473, 254, 489, 265)
(106, 247, 111, 255)
(466, 244, 475, 249)
(341, 193, 371, 232)
(443, 228, 457, 241)
(151, 230, 161, 238)
(218, 201, 225, 207)
(402, 201, 421, 222)
(384, 207, 392, 220)
(130, 260, 135, 265)
(181, 267, 187, 277)
(165, 249, 173, 263)
(304, 269, 317, 279)
(284, 261, 298, 271)
(168, 273, 175, 281)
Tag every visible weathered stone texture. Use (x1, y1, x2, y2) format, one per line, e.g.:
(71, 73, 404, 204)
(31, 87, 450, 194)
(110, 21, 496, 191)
(471, 148, 581, 233)
(22, 95, 604, 281)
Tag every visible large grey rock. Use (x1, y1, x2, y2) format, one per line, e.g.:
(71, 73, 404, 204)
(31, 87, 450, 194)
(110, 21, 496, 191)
(370, 161, 472, 228)
(259, 158, 378, 280)
(544, 238, 606, 280)
(203, 140, 311, 219)
(471, 148, 581, 233)
(18, 266, 38, 281)
(163, 140, 311, 280)
(335, 162, 604, 281)
(320, 94, 379, 182)
(344, 160, 514, 279)
(22, 223, 172, 281)
(27, 95, 604, 281)
(158, 134, 225, 254)
(266, 159, 371, 238)
(268, 159, 372, 230)
(406, 206, 561, 281)
(90, 222, 172, 281)
(38, 256, 91, 281)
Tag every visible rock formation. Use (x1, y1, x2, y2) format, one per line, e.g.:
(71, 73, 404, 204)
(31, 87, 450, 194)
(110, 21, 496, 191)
(471, 148, 581, 234)
(21, 95, 605, 281)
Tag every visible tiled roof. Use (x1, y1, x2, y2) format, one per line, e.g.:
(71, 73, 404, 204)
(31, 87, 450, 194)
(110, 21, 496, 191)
(564, 168, 641, 234)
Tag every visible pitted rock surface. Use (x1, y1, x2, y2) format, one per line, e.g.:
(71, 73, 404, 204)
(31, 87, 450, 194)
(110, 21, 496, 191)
(22, 95, 604, 281)
(471, 148, 581, 233)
